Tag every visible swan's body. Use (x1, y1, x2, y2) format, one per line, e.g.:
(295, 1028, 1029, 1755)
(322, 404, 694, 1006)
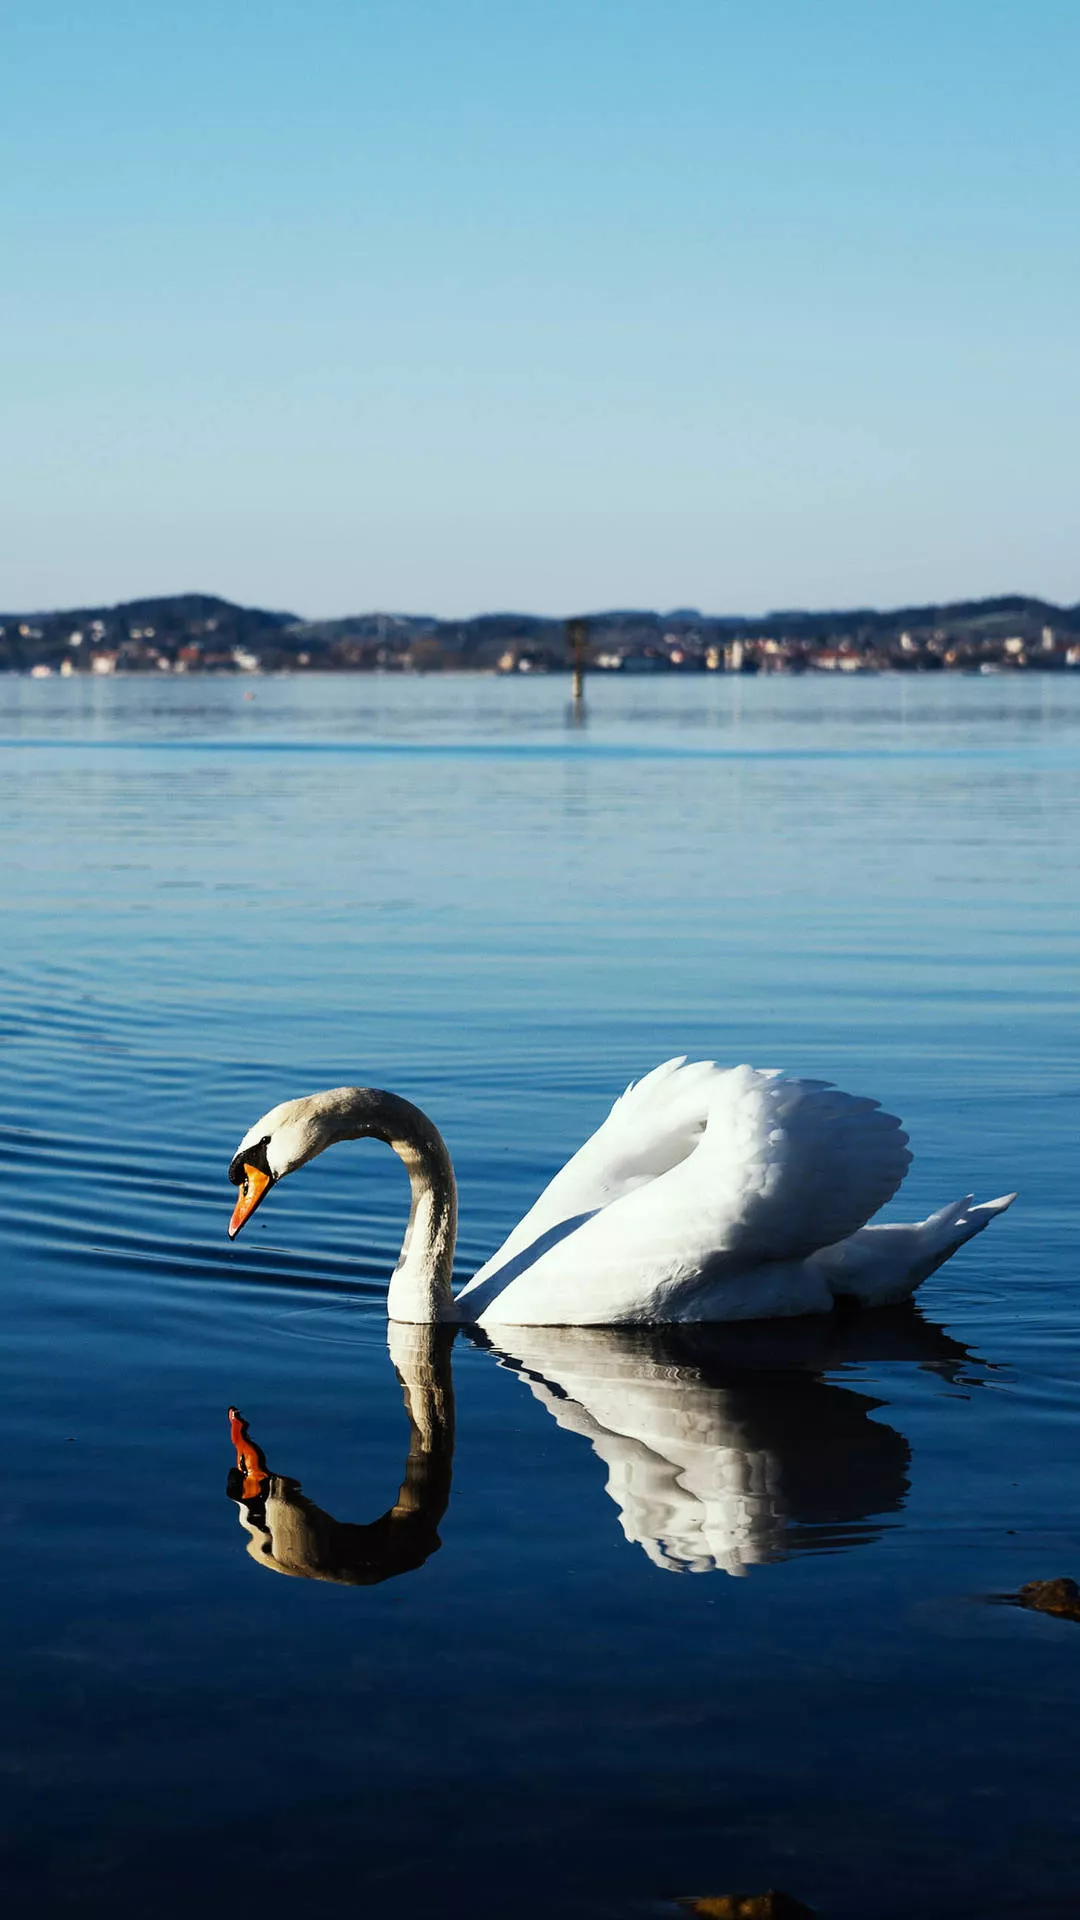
(226, 1059, 1014, 1327)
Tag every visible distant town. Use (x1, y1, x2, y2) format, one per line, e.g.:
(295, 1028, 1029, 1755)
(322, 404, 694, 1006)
(3, 591, 1080, 678)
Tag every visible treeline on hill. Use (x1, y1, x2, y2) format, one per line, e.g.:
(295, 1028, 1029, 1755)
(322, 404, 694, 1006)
(2, 591, 1080, 673)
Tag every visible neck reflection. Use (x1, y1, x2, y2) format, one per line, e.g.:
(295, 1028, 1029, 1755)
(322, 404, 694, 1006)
(480, 1307, 986, 1577)
(226, 1323, 455, 1586)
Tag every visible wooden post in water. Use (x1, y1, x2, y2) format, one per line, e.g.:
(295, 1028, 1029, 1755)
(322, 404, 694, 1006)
(566, 617, 588, 708)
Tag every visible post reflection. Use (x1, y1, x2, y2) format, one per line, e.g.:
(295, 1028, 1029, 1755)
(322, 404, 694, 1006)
(482, 1307, 986, 1576)
(226, 1323, 455, 1586)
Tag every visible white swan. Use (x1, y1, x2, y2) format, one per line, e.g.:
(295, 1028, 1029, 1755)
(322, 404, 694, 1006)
(226, 1058, 1015, 1326)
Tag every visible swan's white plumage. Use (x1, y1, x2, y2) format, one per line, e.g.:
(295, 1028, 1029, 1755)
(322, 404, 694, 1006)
(454, 1060, 915, 1325)
(229, 1059, 1014, 1325)
(463, 1057, 722, 1278)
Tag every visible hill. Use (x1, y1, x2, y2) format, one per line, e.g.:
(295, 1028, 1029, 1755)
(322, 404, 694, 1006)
(3, 592, 1079, 675)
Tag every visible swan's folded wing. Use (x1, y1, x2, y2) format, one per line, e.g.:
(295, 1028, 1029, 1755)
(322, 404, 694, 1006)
(462, 1058, 729, 1291)
(465, 1068, 911, 1324)
(703, 1069, 913, 1261)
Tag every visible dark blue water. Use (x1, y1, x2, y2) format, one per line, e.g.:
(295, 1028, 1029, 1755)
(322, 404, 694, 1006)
(2, 673, 1078, 1919)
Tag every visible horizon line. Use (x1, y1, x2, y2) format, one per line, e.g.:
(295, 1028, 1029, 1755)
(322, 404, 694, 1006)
(6, 587, 1080, 625)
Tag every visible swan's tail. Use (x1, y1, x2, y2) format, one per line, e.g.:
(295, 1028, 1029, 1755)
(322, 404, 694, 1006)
(921, 1191, 1017, 1253)
(815, 1190, 1017, 1307)
(892, 1189, 1018, 1296)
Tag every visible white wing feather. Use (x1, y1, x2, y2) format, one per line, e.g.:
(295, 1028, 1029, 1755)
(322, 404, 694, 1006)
(458, 1062, 911, 1325)
(460, 1058, 722, 1291)
(701, 1068, 912, 1260)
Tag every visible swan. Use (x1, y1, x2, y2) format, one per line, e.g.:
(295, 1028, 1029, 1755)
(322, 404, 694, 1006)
(225, 1058, 1015, 1326)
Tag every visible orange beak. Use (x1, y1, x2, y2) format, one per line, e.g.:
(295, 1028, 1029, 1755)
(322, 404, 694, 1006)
(229, 1162, 273, 1238)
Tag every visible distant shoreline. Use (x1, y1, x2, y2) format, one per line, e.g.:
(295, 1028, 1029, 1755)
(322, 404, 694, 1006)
(10, 660, 1080, 682)
(4, 589, 1080, 677)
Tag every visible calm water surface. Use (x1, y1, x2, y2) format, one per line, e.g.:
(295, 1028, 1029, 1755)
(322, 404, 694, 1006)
(1, 674, 1078, 1918)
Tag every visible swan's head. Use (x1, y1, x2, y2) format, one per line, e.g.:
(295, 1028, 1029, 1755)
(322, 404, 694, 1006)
(227, 1091, 354, 1237)
(226, 1084, 449, 1245)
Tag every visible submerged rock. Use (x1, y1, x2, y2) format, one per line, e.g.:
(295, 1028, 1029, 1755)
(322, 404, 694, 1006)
(1015, 1576, 1080, 1622)
(679, 1894, 816, 1919)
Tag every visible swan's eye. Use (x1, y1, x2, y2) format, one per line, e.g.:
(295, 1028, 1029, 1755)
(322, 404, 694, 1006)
(228, 1136, 271, 1190)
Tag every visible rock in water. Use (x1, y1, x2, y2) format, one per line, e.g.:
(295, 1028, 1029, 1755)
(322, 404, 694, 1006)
(680, 1894, 816, 1919)
(1015, 1576, 1080, 1622)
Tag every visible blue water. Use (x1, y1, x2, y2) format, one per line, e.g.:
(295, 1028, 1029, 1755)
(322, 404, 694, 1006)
(2, 673, 1078, 1919)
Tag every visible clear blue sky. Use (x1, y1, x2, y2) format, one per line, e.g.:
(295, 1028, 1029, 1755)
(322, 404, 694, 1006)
(2, 0, 1077, 617)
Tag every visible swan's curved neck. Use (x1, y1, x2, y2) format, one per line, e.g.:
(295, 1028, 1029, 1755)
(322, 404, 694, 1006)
(384, 1098, 458, 1323)
(323, 1088, 457, 1322)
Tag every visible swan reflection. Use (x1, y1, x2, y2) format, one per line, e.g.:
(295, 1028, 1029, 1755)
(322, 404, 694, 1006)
(226, 1307, 986, 1586)
(226, 1324, 454, 1585)
(483, 1308, 984, 1576)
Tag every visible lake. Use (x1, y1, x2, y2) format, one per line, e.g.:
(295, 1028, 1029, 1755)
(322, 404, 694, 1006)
(1, 671, 1078, 1919)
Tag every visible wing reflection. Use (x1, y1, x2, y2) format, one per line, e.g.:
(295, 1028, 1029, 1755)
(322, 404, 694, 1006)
(483, 1307, 984, 1576)
(226, 1324, 455, 1586)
